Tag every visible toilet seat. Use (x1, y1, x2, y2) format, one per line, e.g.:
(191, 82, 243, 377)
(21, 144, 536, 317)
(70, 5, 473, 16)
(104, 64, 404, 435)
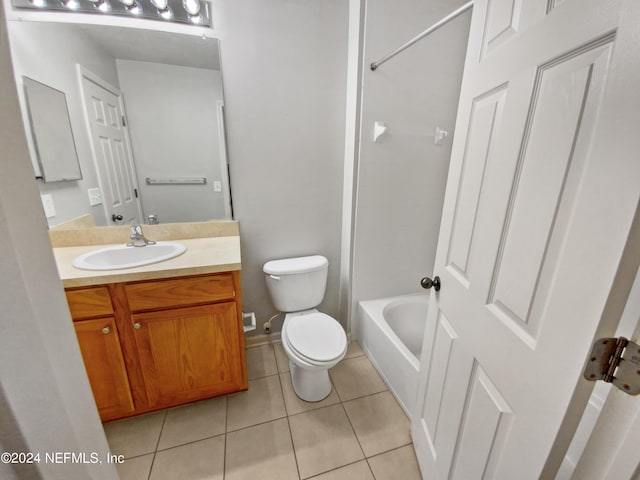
(284, 312, 347, 366)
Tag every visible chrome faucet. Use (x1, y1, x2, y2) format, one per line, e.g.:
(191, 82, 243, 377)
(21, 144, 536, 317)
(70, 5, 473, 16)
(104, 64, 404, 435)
(127, 224, 156, 247)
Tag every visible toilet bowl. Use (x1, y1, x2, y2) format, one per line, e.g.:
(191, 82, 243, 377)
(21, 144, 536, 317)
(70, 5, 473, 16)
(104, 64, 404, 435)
(263, 255, 347, 402)
(281, 310, 347, 401)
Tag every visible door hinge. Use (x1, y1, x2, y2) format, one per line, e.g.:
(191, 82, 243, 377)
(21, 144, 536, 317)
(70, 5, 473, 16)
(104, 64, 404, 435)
(134, 188, 138, 198)
(122, 115, 126, 127)
(584, 337, 640, 395)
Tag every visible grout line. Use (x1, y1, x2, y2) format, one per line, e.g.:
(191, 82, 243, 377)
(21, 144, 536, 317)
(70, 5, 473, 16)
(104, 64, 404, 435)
(340, 401, 366, 458)
(277, 367, 291, 418)
(225, 413, 289, 435)
(365, 442, 414, 460)
(152, 432, 227, 454)
(279, 374, 302, 480)
(303, 458, 369, 479)
(147, 411, 167, 480)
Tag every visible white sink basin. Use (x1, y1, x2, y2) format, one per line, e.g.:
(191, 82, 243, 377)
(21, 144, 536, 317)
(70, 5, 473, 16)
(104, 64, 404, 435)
(72, 242, 186, 271)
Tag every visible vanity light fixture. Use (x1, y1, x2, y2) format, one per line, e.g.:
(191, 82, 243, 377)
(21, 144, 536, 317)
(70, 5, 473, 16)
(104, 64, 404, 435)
(12, 0, 211, 26)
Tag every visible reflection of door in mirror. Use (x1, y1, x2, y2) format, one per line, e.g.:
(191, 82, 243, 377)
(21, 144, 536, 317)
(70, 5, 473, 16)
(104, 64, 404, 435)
(78, 66, 142, 225)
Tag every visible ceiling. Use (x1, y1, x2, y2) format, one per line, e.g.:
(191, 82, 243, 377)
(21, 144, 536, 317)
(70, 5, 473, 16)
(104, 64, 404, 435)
(77, 24, 220, 70)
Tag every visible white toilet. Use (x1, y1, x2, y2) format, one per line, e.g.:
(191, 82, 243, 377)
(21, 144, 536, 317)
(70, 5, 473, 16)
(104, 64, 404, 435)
(263, 255, 347, 402)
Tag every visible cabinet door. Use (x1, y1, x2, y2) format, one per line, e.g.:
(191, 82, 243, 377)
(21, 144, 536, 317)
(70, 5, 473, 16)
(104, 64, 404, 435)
(74, 318, 134, 421)
(131, 302, 246, 407)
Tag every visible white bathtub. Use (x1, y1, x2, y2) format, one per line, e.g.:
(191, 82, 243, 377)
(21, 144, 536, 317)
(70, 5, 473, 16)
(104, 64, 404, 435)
(357, 293, 428, 416)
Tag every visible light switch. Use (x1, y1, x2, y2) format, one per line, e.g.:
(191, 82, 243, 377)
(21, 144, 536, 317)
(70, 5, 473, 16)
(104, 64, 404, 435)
(88, 188, 103, 206)
(213, 181, 222, 192)
(41, 194, 56, 218)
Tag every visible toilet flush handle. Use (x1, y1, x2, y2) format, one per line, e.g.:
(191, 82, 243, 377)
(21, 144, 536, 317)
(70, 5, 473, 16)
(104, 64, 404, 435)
(269, 275, 280, 281)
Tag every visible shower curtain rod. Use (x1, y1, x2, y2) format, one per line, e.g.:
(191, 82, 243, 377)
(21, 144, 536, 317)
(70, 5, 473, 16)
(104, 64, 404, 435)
(370, 1, 473, 71)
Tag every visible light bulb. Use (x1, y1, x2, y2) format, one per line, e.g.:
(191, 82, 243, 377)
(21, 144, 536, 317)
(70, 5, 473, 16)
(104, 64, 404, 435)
(88, 0, 112, 12)
(127, 0, 142, 13)
(158, 5, 173, 19)
(182, 0, 199, 16)
(61, 0, 80, 9)
(149, 0, 167, 9)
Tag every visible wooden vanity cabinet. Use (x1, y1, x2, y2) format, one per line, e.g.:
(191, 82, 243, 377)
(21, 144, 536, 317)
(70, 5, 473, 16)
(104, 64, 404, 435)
(66, 271, 247, 421)
(66, 288, 134, 421)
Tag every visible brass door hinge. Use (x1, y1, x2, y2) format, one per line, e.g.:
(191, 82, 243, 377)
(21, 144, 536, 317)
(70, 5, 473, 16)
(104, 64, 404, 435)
(584, 337, 640, 395)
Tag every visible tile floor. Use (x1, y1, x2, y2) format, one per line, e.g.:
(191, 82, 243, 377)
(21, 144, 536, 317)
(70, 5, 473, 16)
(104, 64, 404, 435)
(105, 342, 422, 480)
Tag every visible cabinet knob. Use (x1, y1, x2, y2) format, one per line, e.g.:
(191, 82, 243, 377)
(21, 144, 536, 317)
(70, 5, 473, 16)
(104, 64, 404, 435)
(133, 322, 141, 330)
(101, 326, 110, 335)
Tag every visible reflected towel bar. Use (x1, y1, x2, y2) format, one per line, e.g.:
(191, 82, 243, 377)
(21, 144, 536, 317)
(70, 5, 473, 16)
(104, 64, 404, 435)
(370, 1, 473, 71)
(145, 177, 207, 185)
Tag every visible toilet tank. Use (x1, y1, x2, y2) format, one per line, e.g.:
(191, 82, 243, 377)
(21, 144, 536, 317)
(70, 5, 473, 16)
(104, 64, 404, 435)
(263, 255, 329, 312)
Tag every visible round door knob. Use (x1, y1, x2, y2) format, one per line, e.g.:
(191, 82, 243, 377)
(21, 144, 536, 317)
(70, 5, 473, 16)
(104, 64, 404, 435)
(101, 326, 110, 335)
(133, 322, 141, 330)
(112, 214, 123, 222)
(420, 276, 441, 292)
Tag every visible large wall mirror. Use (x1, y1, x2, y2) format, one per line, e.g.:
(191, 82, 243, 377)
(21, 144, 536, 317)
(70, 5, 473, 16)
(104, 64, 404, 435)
(7, 20, 232, 228)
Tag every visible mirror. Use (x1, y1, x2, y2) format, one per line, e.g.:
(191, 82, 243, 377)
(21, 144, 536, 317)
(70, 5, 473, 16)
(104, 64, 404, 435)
(7, 20, 231, 227)
(23, 76, 82, 183)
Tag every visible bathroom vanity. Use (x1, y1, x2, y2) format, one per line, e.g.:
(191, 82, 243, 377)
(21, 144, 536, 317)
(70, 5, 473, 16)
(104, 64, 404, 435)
(51, 222, 247, 422)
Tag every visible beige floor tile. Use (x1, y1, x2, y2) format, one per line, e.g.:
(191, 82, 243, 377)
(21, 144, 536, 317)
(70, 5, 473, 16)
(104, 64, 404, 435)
(309, 461, 374, 480)
(273, 342, 290, 373)
(280, 373, 340, 416)
(343, 391, 410, 457)
(227, 375, 286, 432)
(289, 404, 364, 479)
(345, 341, 365, 359)
(103, 411, 165, 458)
(115, 454, 154, 480)
(329, 356, 387, 402)
(367, 445, 422, 480)
(246, 344, 278, 380)
(157, 396, 227, 450)
(150, 435, 225, 480)
(225, 418, 298, 480)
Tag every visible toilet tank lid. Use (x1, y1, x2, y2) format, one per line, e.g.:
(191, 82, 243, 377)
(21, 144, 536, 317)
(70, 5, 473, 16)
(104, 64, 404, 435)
(263, 255, 328, 275)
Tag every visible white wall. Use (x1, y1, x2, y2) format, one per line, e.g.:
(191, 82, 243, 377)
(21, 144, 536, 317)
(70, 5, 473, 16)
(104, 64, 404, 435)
(116, 60, 227, 223)
(351, 0, 470, 320)
(0, 7, 116, 478)
(7, 21, 118, 227)
(215, 0, 349, 332)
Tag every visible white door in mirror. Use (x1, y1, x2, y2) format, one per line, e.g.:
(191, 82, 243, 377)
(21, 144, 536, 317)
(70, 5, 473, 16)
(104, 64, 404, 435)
(72, 242, 186, 271)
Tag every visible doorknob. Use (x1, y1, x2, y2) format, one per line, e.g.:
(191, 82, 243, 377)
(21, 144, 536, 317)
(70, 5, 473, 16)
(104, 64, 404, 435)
(112, 214, 123, 222)
(420, 276, 441, 291)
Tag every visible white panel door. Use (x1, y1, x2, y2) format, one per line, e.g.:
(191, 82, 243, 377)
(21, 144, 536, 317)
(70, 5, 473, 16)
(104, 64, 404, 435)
(411, 0, 640, 478)
(79, 67, 141, 225)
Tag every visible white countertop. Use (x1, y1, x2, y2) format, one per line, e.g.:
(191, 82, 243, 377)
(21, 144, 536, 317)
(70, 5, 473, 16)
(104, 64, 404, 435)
(54, 236, 241, 288)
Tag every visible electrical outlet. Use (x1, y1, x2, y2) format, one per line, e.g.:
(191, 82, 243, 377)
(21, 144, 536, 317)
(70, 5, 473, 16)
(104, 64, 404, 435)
(88, 188, 103, 206)
(41, 194, 56, 218)
(213, 181, 222, 192)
